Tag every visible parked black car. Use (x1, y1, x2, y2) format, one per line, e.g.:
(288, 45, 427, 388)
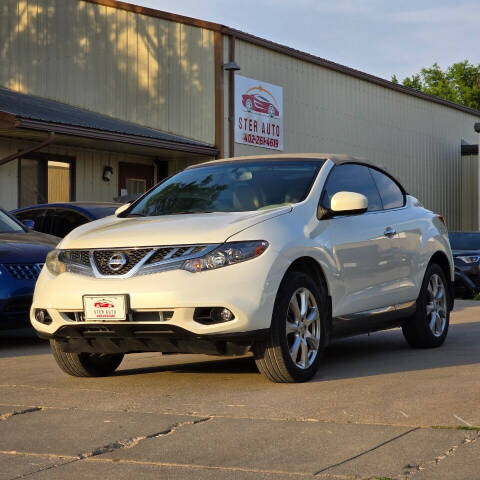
(0, 209, 58, 330)
(11, 202, 121, 238)
(449, 232, 480, 299)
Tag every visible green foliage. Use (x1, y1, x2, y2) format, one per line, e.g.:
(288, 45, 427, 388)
(393, 61, 480, 110)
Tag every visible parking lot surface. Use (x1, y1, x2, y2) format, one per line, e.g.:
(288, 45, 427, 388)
(0, 301, 479, 480)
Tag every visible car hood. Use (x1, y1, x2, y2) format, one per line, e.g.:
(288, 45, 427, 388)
(0, 231, 59, 263)
(59, 206, 293, 249)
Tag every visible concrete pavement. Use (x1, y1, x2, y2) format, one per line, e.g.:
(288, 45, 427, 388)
(0, 301, 479, 479)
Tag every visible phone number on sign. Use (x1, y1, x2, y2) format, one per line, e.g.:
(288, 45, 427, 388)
(242, 133, 279, 148)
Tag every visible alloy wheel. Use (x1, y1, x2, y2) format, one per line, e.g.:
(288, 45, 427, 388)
(426, 273, 447, 337)
(286, 287, 321, 369)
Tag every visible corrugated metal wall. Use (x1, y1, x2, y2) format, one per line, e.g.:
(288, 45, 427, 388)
(0, 138, 155, 210)
(0, 0, 215, 144)
(228, 40, 480, 230)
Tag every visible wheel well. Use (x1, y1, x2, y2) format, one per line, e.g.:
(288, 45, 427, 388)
(429, 251, 454, 310)
(286, 257, 332, 325)
(287, 257, 328, 292)
(429, 251, 452, 281)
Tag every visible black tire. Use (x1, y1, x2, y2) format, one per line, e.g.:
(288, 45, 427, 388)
(254, 271, 329, 383)
(402, 263, 450, 348)
(50, 339, 124, 377)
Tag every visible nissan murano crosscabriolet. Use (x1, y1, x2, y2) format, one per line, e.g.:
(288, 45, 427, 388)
(31, 154, 454, 382)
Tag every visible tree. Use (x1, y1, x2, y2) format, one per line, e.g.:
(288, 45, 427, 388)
(391, 61, 480, 110)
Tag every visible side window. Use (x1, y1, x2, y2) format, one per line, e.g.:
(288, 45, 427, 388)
(369, 168, 404, 209)
(322, 164, 383, 212)
(14, 209, 46, 232)
(49, 209, 89, 238)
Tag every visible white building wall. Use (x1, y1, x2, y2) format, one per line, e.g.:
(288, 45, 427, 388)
(228, 40, 480, 230)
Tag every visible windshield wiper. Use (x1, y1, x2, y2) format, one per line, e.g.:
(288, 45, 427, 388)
(125, 213, 146, 217)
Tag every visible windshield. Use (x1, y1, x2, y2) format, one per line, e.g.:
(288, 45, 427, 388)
(449, 232, 480, 251)
(128, 160, 323, 216)
(0, 210, 24, 233)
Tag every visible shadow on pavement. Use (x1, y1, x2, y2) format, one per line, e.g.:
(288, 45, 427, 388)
(114, 320, 480, 380)
(0, 329, 49, 358)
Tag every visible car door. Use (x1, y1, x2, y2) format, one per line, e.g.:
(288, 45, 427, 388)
(319, 163, 401, 317)
(369, 167, 418, 304)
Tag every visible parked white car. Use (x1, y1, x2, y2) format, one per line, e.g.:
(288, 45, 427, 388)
(31, 154, 454, 382)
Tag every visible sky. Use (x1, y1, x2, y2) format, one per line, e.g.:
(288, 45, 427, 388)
(129, 0, 479, 81)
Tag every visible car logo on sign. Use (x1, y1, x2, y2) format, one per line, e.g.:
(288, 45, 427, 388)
(108, 253, 127, 272)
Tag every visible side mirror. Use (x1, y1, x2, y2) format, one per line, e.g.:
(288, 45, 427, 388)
(115, 203, 131, 216)
(22, 219, 35, 229)
(330, 191, 368, 216)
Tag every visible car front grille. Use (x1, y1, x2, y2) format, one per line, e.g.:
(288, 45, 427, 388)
(61, 245, 213, 278)
(146, 245, 207, 264)
(62, 310, 174, 322)
(92, 249, 153, 276)
(3, 264, 44, 280)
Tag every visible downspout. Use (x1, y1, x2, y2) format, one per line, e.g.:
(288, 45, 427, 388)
(228, 34, 236, 158)
(0, 132, 56, 166)
(475, 123, 480, 231)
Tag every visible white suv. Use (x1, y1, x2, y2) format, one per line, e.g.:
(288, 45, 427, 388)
(31, 154, 454, 383)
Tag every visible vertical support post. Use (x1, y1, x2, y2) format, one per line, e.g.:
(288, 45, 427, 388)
(214, 31, 224, 160)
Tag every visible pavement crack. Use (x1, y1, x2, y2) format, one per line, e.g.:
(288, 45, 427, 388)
(400, 430, 480, 478)
(313, 427, 420, 475)
(6, 416, 213, 479)
(0, 407, 42, 421)
(79, 416, 212, 459)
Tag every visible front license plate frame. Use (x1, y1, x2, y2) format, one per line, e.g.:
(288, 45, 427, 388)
(83, 294, 128, 321)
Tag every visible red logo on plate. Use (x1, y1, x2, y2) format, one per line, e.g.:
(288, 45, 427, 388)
(94, 300, 114, 308)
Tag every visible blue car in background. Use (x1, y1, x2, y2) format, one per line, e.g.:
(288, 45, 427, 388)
(11, 202, 121, 238)
(0, 209, 58, 330)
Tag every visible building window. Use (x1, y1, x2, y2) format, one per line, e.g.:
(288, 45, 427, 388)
(126, 178, 147, 195)
(18, 154, 75, 207)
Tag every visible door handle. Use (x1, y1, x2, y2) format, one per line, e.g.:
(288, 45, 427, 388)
(384, 226, 396, 238)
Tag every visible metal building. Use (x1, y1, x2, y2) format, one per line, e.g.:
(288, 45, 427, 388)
(0, 0, 479, 230)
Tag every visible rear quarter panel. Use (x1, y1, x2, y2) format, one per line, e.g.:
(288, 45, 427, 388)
(394, 196, 453, 299)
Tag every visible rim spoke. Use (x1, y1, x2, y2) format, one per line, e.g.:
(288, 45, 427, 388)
(426, 302, 435, 313)
(435, 315, 443, 334)
(299, 290, 308, 318)
(429, 313, 437, 333)
(305, 331, 319, 350)
(286, 320, 299, 334)
(290, 335, 301, 362)
(304, 307, 318, 326)
(300, 339, 308, 367)
(437, 286, 445, 301)
(290, 296, 301, 323)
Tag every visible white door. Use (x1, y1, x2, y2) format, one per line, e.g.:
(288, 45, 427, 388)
(319, 163, 402, 316)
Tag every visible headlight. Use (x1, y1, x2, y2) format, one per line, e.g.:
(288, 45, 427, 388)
(182, 241, 269, 273)
(457, 255, 480, 264)
(45, 250, 65, 276)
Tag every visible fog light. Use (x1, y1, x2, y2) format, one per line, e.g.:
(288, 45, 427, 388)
(35, 309, 52, 325)
(219, 308, 233, 322)
(193, 307, 235, 324)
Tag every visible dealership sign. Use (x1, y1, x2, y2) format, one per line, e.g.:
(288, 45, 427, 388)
(235, 75, 283, 151)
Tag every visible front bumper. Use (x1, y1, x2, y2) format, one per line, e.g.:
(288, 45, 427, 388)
(0, 272, 36, 330)
(41, 323, 269, 355)
(453, 263, 480, 297)
(30, 246, 288, 348)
